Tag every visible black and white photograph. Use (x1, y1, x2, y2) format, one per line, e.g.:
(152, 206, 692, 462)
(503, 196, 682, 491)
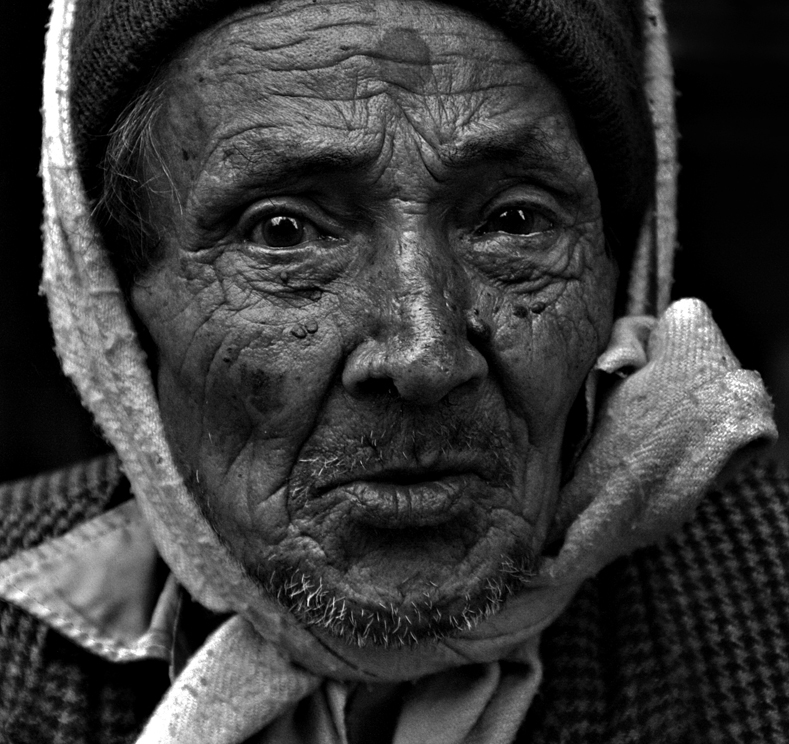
(1, 1, 787, 741)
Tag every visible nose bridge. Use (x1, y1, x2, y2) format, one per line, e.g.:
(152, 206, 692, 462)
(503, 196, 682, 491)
(343, 226, 487, 405)
(390, 229, 463, 347)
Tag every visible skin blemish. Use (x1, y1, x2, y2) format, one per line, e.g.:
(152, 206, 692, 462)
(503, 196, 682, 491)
(465, 309, 491, 342)
(305, 319, 319, 334)
(251, 370, 268, 394)
(291, 324, 308, 339)
(375, 26, 432, 92)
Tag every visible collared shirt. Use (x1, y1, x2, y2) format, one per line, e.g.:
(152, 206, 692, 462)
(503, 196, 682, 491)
(0, 500, 181, 673)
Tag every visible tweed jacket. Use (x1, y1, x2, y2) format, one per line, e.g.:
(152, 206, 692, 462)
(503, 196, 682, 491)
(0, 453, 788, 743)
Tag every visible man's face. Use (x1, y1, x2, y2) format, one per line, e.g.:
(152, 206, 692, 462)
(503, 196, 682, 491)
(131, 0, 617, 646)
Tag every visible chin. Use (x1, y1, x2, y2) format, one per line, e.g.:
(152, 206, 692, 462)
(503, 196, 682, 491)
(251, 541, 540, 649)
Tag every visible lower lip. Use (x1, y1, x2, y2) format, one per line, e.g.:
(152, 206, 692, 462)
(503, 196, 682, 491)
(327, 474, 480, 528)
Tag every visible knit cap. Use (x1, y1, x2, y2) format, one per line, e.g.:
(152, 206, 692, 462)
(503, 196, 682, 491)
(70, 0, 655, 253)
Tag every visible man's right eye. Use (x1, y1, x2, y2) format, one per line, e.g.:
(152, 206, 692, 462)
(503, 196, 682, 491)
(245, 214, 321, 247)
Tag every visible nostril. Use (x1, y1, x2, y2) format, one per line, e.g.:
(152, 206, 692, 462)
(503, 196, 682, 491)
(349, 377, 399, 399)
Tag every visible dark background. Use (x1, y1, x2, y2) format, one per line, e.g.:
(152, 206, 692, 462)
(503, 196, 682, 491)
(1, 1, 788, 483)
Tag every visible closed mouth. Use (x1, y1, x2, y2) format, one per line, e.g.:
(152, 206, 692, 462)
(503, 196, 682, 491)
(319, 470, 490, 528)
(313, 451, 497, 495)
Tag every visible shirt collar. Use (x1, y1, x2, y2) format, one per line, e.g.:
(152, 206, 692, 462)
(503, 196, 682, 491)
(0, 499, 176, 663)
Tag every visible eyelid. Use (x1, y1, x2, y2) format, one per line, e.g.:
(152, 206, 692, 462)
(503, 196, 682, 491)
(480, 186, 565, 225)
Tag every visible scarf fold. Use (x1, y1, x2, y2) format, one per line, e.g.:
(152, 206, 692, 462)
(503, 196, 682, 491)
(544, 300, 775, 583)
(136, 616, 543, 744)
(133, 298, 775, 744)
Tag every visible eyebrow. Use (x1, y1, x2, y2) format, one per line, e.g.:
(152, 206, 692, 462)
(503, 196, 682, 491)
(190, 136, 377, 220)
(438, 125, 571, 172)
(196, 121, 577, 207)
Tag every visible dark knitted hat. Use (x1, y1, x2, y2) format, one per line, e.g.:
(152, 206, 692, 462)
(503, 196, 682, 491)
(70, 0, 656, 249)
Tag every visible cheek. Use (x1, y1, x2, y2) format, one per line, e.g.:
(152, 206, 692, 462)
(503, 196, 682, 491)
(163, 328, 339, 449)
(133, 269, 345, 533)
(489, 246, 616, 446)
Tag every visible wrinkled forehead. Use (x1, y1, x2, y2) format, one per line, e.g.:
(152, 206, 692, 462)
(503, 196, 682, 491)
(154, 0, 582, 190)
(170, 0, 557, 116)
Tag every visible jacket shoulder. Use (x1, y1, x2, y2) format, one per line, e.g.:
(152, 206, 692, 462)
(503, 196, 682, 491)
(0, 454, 166, 744)
(639, 457, 789, 740)
(523, 457, 789, 743)
(0, 452, 128, 561)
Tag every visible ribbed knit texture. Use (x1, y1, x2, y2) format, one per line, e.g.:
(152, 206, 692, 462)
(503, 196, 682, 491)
(2, 455, 788, 743)
(69, 0, 654, 252)
(0, 454, 121, 562)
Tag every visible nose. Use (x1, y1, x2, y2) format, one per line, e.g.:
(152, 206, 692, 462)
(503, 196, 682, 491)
(342, 242, 488, 406)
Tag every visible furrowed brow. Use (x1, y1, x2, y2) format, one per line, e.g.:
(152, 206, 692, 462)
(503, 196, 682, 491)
(439, 125, 568, 172)
(217, 138, 372, 188)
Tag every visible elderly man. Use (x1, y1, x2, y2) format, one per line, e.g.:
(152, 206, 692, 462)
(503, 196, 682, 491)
(1, 0, 788, 741)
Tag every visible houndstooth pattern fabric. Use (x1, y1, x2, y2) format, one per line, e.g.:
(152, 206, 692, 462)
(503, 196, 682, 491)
(1, 455, 788, 743)
(643, 460, 789, 740)
(522, 457, 789, 742)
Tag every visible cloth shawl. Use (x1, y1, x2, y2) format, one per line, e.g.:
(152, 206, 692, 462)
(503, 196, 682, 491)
(40, 0, 776, 740)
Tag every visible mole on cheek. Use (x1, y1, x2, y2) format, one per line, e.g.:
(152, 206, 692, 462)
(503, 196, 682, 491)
(289, 318, 321, 339)
(513, 302, 547, 318)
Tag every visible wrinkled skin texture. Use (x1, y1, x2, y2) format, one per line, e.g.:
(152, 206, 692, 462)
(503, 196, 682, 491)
(130, 0, 617, 645)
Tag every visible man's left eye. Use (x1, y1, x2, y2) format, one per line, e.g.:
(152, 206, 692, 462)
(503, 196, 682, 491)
(246, 214, 320, 247)
(479, 208, 554, 236)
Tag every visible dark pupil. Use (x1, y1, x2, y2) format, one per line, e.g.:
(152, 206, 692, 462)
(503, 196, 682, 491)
(488, 208, 535, 235)
(262, 216, 305, 247)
